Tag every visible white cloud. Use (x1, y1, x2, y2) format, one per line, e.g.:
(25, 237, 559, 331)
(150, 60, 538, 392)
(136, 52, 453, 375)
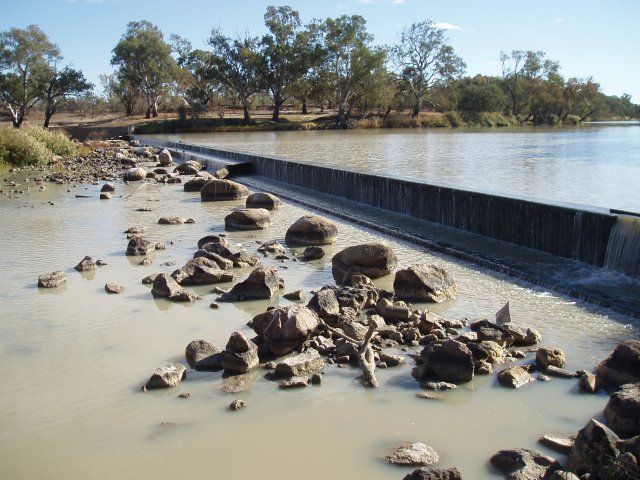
(434, 22, 461, 30)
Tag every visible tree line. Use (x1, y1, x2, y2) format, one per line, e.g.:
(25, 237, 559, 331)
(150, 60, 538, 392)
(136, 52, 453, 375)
(1, 6, 638, 129)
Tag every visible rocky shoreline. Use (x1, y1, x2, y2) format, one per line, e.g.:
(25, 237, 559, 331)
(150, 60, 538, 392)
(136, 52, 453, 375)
(15, 139, 640, 479)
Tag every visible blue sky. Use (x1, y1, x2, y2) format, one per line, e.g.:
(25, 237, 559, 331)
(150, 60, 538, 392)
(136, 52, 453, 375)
(2, 0, 639, 102)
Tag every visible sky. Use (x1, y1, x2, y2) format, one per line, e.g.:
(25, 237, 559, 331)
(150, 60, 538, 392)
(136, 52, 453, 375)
(2, 0, 639, 102)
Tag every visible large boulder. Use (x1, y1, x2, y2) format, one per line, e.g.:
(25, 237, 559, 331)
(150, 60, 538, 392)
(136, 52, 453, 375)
(171, 257, 235, 286)
(175, 160, 202, 175)
(567, 419, 627, 478)
(285, 215, 338, 246)
(74, 256, 96, 272)
(38, 271, 67, 288)
(185, 339, 222, 371)
(126, 236, 155, 256)
(393, 264, 457, 303)
(252, 305, 320, 356)
(200, 178, 249, 201)
(332, 242, 397, 284)
(221, 331, 259, 374)
(604, 383, 640, 437)
(246, 192, 283, 210)
(143, 363, 187, 390)
(123, 167, 147, 181)
(225, 208, 272, 231)
(218, 266, 280, 302)
(490, 448, 561, 480)
(151, 273, 201, 302)
(419, 340, 475, 384)
(183, 177, 208, 192)
(197, 241, 260, 269)
(470, 319, 514, 347)
(596, 340, 640, 388)
(158, 148, 173, 165)
(536, 347, 566, 369)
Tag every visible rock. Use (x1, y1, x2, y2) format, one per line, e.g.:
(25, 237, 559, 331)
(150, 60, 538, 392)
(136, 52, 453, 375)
(104, 283, 124, 294)
(123, 167, 147, 181)
(420, 340, 475, 384)
(158, 149, 172, 165)
(376, 298, 412, 321)
(198, 240, 260, 268)
(125, 226, 146, 234)
(567, 419, 623, 478)
(185, 339, 222, 370)
(224, 208, 271, 231)
(183, 177, 208, 192)
(100, 192, 112, 200)
(283, 290, 306, 302)
(578, 371, 599, 393)
(490, 448, 561, 480)
(470, 319, 514, 347)
(279, 377, 309, 389)
(604, 383, 640, 437)
(503, 324, 541, 346)
(547, 472, 580, 480)
(200, 178, 249, 201)
(332, 242, 397, 283)
(422, 381, 457, 391)
(38, 271, 66, 288)
(214, 167, 228, 179)
(143, 363, 187, 390)
(416, 392, 446, 401)
(536, 347, 566, 369)
(466, 340, 506, 365)
(596, 340, 640, 388)
(229, 399, 246, 411)
(171, 257, 235, 286)
(284, 215, 338, 246)
(274, 350, 325, 378)
(158, 216, 194, 225)
(218, 266, 280, 301)
(221, 332, 259, 374)
(544, 365, 577, 379)
(175, 160, 201, 175)
(74, 255, 96, 272)
(497, 366, 534, 388)
(379, 351, 406, 367)
(402, 467, 463, 480)
(539, 434, 575, 455)
(197, 234, 228, 249)
(257, 241, 286, 255)
(384, 442, 440, 466)
(393, 264, 457, 303)
(101, 182, 116, 192)
(252, 305, 320, 356)
(246, 192, 283, 210)
(126, 236, 155, 256)
(302, 246, 325, 260)
(307, 288, 340, 317)
(151, 273, 200, 302)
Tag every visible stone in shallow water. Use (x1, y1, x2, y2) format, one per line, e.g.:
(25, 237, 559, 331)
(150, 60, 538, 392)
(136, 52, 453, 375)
(104, 283, 125, 294)
(38, 271, 66, 288)
(143, 363, 187, 390)
(384, 442, 440, 466)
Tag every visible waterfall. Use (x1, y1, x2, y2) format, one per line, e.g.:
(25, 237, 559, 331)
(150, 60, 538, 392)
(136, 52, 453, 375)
(604, 214, 640, 277)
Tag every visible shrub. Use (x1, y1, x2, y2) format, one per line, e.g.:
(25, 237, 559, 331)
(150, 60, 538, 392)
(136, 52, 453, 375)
(0, 126, 53, 166)
(24, 126, 78, 157)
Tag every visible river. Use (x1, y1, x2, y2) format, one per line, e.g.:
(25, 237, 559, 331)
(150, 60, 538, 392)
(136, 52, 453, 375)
(0, 129, 638, 480)
(156, 124, 640, 213)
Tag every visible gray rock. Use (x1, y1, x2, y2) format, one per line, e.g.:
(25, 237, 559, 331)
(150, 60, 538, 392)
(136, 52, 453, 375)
(567, 419, 623, 478)
(224, 208, 271, 231)
(536, 347, 566, 369)
(503, 324, 541, 346)
(393, 264, 457, 303)
(252, 305, 320, 356)
(490, 448, 561, 480)
(158, 149, 172, 165)
(246, 192, 283, 210)
(126, 236, 155, 256)
(124, 226, 146, 234)
(420, 339, 475, 384)
(200, 178, 249, 201)
(285, 215, 338, 246)
(279, 377, 309, 389)
(274, 350, 325, 378)
(143, 363, 187, 390)
(101, 182, 116, 192)
(578, 371, 599, 393)
(38, 271, 66, 288)
(171, 257, 235, 286)
(547, 472, 580, 480)
(175, 160, 201, 174)
(185, 339, 222, 370)
(229, 399, 246, 411)
(332, 242, 397, 283)
(307, 288, 340, 316)
(379, 351, 406, 367)
(385, 442, 440, 466)
(604, 383, 640, 437)
(74, 255, 96, 272)
(183, 177, 208, 192)
(158, 216, 194, 225)
(218, 266, 280, 301)
(544, 365, 577, 379)
(99, 192, 112, 200)
(470, 319, 514, 347)
(257, 241, 286, 255)
(302, 246, 326, 260)
(151, 273, 200, 302)
(402, 467, 463, 480)
(123, 167, 147, 181)
(596, 340, 640, 388)
(221, 332, 259, 374)
(283, 290, 306, 302)
(104, 282, 124, 294)
(539, 434, 575, 455)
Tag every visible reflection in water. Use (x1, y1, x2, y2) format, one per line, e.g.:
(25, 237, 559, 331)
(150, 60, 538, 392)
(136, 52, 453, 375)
(0, 167, 638, 480)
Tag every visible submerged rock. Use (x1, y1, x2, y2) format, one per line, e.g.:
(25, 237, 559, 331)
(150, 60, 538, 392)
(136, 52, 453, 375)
(143, 363, 187, 390)
(200, 178, 249, 201)
(246, 192, 283, 210)
(402, 467, 463, 480)
(104, 282, 125, 294)
(385, 442, 440, 466)
(274, 350, 324, 378)
(497, 366, 534, 389)
(38, 271, 66, 288)
(151, 273, 201, 302)
(490, 448, 561, 480)
(126, 236, 155, 256)
(74, 255, 96, 272)
(419, 340, 474, 384)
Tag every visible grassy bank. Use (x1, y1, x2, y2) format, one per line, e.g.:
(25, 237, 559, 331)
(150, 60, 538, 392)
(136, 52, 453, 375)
(0, 126, 80, 167)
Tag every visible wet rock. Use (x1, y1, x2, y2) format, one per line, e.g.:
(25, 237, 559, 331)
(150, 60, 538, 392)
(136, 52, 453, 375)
(252, 305, 320, 356)
(498, 366, 534, 388)
(596, 340, 640, 388)
(539, 434, 575, 455)
(379, 351, 406, 367)
(376, 298, 412, 322)
(221, 332, 259, 374)
(214, 167, 228, 179)
(393, 264, 457, 303)
(302, 246, 325, 260)
(547, 472, 580, 480)
(175, 160, 201, 175)
(285, 215, 338, 246)
(274, 350, 325, 378)
(257, 240, 286, 255)
(402, 467, 463, 480)
(466, 340, 506, 366)
(536, 347, 566, 369)
(158, 149, 172, 166)
(143, 363, 187, 390)
(490, 448, 561, 480)
(307, 288, 340, 317)
(185, 339, 222, 371)
(158, 216, 195, 225)
(200, 178, 249, 201)
(123, 167, 147, 181)
(125, 226, 146, 234)
(246, 192, 283, 210)
(385, 442, 440, 466)
(279, 377, 309, 389)
(183, 177, 208, 192)
(104, 283, 125, 294)
(422, 381, 457, 391)
(578, 371, 599, 393)
(470, 319, 514, 347)
(151, 273, 201, 302)
(218, 266, 280, 301)
(100, 192, 112, 200)
(419, 340, 474, 384)
(503, 324, 541, 346)
(567, 419, 624, 478)
(604, 383, 640, 437)
(197, 234, 228, 249)
(198, 240, 260, 268)
(101, 182, 116, 192)
(544, 365, 577, 379)
(332, 242, 397, 283)
(38, 271, 66, 288)
(126, 236, 155, 256)
(229, 399, 246, 411)
(283, 290, 306, 302)
(415, 392, 446, 401)
(224, 208, 271, 231)
(171, 257, 235, 286)
(74, 255, 96, 272)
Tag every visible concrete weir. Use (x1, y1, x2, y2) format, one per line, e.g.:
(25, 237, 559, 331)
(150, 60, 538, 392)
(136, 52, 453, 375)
(140, 139, 640, 306)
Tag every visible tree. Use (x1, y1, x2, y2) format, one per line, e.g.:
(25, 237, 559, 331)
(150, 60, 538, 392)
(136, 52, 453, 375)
(171, 35, 220, 116)
(391, 21, 465, 117)
(0, 25, 60, 128)
(42, 67, 92, 127)
(100, 73, 138, 116)
(457, 75, 506, 113)
(320, 15, 387, 128)
(111, 21, 176, 119)
(259, 6, 320, 121)
(208, 28, 262, 124)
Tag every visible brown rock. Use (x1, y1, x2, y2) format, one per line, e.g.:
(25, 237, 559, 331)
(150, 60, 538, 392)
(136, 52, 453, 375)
(285, 215, 338, 246)
(393, 264, 457, 303)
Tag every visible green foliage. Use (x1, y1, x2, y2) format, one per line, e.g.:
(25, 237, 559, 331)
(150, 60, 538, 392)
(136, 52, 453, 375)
(0, 126, 78, 166)
(25, 126, 78, 156)
(460, 111, 517, 127)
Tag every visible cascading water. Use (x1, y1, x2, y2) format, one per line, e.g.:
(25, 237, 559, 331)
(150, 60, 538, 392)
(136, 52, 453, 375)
(604, 214, 640, 277)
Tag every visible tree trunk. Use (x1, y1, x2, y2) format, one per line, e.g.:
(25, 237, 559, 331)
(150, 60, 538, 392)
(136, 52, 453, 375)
(412, 95, 422, 118)
(43, 109, 54, 128)
(301, 96, 308, 115)
(337, 101, 347, 129)
(145, 105, 152, 119)
(271, 97, 282, 122)
(242, 97, 251, 125)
